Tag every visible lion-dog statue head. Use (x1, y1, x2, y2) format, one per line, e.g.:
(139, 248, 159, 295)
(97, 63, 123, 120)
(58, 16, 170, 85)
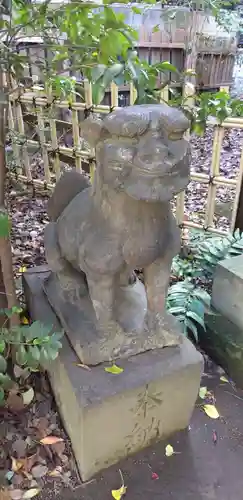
(81, 103, 190, 203)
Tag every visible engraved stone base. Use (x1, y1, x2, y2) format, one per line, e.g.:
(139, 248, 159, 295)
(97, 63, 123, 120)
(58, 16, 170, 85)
(23, 266, 203, 481)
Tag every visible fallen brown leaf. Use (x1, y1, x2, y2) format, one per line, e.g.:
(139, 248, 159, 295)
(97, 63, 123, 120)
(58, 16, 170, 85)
(52, 441, 65, 457)
(7, 392, 25, 412)
(11, 457, 23, 473)
(75, 363, 91, 371)
(48, 466, 62, 477)
(0, 488, 12, 500)
(9, 490, 23, 500)
(12, 439, 27, 459)
(40, 436, 64, 445)
(31, 465, 48, 480)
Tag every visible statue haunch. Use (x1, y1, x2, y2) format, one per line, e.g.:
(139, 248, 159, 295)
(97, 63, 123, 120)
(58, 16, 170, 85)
(44, 104, 190, 365)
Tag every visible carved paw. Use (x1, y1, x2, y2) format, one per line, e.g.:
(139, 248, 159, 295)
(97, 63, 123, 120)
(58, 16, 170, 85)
(146, 312, 181, 347)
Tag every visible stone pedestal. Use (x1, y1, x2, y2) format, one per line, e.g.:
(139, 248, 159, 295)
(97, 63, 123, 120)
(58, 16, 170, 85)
(212, 254, 243, 330)
(23, 266, 203, 481)
(200, 254, 243, 388)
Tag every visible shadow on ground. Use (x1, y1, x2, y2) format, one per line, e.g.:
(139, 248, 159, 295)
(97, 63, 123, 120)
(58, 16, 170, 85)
(41, 372, 243, 500)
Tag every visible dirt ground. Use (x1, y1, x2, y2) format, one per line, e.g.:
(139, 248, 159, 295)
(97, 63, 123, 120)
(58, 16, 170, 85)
(34, 366, 243, 500)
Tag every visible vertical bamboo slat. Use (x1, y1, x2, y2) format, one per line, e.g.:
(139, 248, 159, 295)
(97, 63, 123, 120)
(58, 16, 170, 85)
(129, 82, 137, 105)
(176, 82, 194, 226)
(36, 107, 51, 183)
(47, 89, 61, 181)
(8, 102, 22, 175)
(231, 145, 243, 231)
(110, 82, 119, 107)
(15, 98, 32, 182)
(71, 93, 82, 173)
(204, 126, 224, 228)
(83, 80, 95, 184)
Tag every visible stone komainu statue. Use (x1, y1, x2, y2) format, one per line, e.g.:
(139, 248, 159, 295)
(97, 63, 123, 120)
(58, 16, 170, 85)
(44, 104, 190, 365)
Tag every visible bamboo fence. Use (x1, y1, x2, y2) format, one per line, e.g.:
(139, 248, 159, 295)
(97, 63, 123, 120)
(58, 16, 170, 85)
(8, 80, 243, 237)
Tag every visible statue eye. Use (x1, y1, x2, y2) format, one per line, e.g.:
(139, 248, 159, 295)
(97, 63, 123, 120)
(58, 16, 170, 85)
(104, 112, 149, 138)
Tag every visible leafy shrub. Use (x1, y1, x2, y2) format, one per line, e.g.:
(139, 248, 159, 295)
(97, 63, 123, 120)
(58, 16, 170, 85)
(0, 306, 63, 403)
(168, 229, 243, 342)
(167, 280, 211, 342)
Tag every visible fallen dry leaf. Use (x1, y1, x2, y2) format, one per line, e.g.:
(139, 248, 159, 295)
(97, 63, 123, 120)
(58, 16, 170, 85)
(48, 466, 62, 477)
(24, 453, 39, 473)
(203, 404, 220, 419)
(0, 488, 12, 500)
(212, 430, 218, 444)
(199, 386, 207, 399)
(40, 436, 64, 445)
(22, 489, 41, 499)
(165, 444, 174, 457)
(11, 457, 23, 473)
(52, 440, 65, 456)
(31, 465, 48, 479)
(12, 439, 27, 459)
(21, 317, 29, 325)
(18, 267, 27, 273)
(111, 486, 127, 500)
(9, 490, 23, 500)
(7, 392, 25, 412)
(151, 472, 159, 480)
(75, 363, 91, 371)
(22, 388, 34, 406)
(220, 375, 229, 383)
(104, 364, 124, 375)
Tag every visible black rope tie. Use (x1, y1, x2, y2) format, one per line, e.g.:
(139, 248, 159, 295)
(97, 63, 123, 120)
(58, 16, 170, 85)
(84, 106, 94, 119)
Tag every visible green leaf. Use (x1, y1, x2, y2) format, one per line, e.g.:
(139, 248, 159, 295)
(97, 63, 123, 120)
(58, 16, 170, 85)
(29, 345, 40, 361)
(184, 318, 199, 342)
(186, 311, 206, 331)
(132, 6, 142, 14)
(16, 345, 28, 366)
(168, 306, 186, 315)
(103, 63, 124, 87)
(152, 24, 160, 33)
(193, 289, 211, 307)
(24, 321, 52, 341)
(91, 64, 106, 83)
(0, 387, 4, 403)
(0, 340, 5, 353)
(189, 298, 205, 317)
(0, 354, 7, 373)
(0, 372, 13, 390)
(0, 211, 11, 238)
(156, 61, 178, 73)
(92, 82, 106, 105)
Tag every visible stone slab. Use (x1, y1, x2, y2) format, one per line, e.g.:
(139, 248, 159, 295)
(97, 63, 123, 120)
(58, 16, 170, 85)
(23, 266, 203, 481)
(212, 254, 243, 330)
(200, 312, 243, 389)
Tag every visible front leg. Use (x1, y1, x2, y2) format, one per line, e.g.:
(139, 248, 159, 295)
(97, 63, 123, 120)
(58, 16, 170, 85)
(86, 272, 127, 339)
(144, 252, 180, 345)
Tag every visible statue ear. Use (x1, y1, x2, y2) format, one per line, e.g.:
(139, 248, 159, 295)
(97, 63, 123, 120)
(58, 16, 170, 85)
(80, 115, 104, 147)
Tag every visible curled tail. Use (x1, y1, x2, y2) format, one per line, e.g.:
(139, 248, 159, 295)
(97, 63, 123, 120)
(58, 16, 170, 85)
(48, 170, 90, 222)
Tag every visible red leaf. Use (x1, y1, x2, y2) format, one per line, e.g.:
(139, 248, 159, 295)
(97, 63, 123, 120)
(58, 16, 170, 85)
(212, 430, 218, 444)
(151, 472, 159, 480)
(40, 436, 64, 445)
